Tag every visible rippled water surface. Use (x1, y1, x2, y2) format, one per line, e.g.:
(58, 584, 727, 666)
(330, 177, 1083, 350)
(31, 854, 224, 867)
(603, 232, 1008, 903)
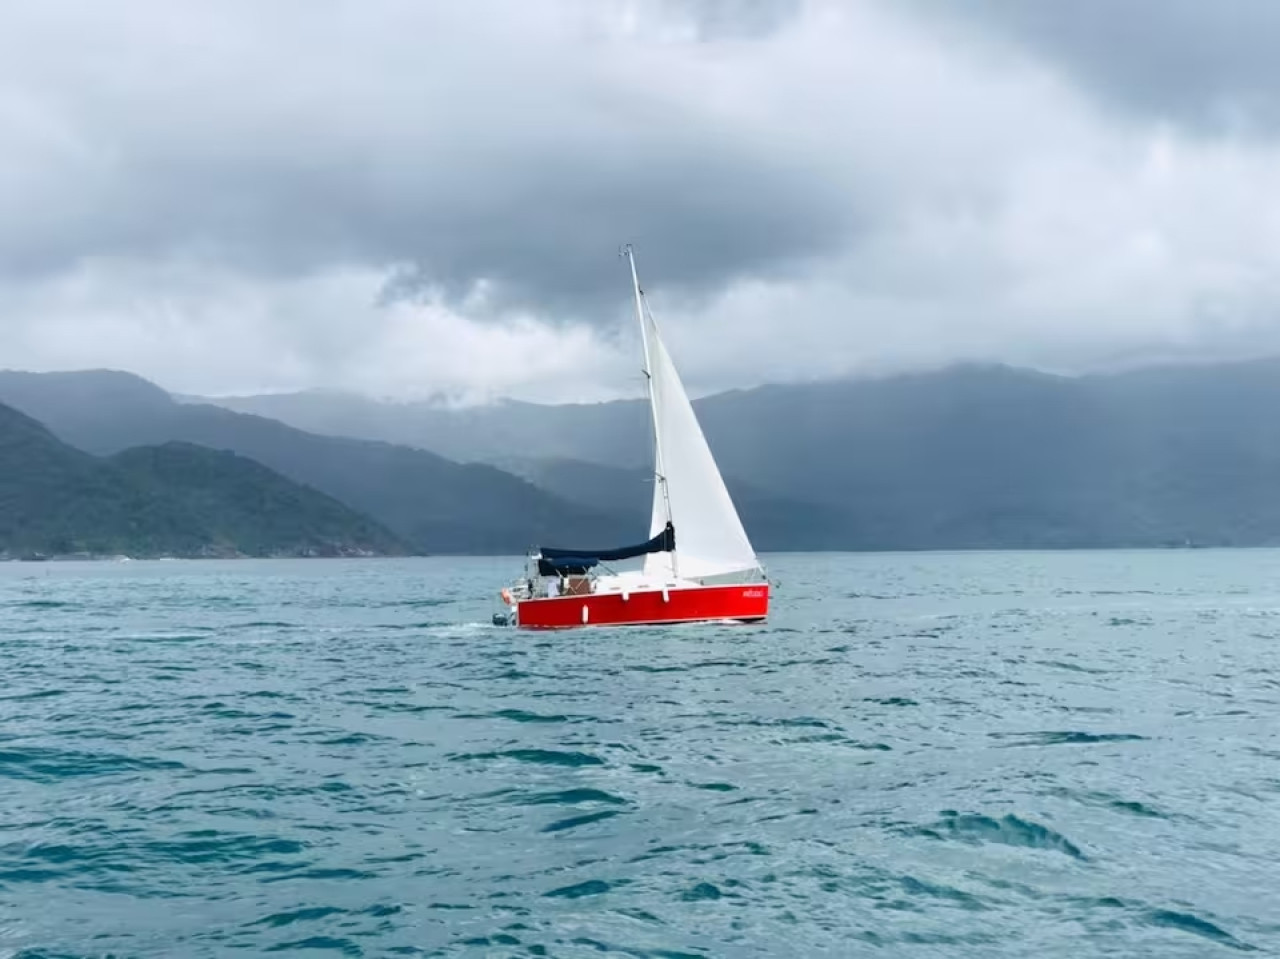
(2, 551, 1279, 957)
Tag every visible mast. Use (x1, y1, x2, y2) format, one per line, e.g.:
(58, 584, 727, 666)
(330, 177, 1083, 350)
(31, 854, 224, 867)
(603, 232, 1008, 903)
(624, 244, 676, 577)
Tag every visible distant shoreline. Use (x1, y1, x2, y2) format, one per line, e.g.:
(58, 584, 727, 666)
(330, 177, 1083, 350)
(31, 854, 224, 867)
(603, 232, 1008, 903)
(0, 549, 401, 563)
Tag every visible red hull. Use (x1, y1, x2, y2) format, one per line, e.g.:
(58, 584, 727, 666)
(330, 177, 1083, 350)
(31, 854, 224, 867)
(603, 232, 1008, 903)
(515, 583, 769, 630)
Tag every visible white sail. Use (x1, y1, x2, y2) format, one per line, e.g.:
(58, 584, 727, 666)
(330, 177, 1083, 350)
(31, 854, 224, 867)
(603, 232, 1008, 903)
(626, 252, 760, 582)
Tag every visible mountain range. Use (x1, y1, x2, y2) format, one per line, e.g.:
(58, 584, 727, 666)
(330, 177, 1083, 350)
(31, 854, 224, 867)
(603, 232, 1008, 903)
(5, 358, 1280, 554)
(0, 370, 623, 555)
(0, 400, 405, 559)
(200, 358, 1280, 550)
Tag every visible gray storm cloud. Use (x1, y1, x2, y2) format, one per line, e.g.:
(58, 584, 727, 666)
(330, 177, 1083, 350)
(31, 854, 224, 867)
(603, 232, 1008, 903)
(1, 0, 1279, 401)
(906, 0, 1280, 133)
(0, 0, 849, 319)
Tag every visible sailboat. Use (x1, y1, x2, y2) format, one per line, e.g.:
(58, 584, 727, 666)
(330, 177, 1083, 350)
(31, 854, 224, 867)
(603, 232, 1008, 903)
(495, 245, 770, 629)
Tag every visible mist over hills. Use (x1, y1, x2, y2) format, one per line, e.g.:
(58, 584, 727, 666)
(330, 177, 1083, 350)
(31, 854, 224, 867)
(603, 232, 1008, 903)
(199, 358, 1280, 550)
(206, 388, 653, 469)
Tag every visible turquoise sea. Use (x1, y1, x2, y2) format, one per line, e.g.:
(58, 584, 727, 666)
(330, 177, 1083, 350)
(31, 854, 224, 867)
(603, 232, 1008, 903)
(1, 551, 1278, 957)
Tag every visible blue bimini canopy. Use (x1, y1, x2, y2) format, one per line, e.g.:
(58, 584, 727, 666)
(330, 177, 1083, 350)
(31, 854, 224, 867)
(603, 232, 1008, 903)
(536, 521, 675, 577)
(536, 555, 599, 577)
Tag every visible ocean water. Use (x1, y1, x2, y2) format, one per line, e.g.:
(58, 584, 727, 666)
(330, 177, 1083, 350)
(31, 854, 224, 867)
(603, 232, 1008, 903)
(1, 551, 1278, 958)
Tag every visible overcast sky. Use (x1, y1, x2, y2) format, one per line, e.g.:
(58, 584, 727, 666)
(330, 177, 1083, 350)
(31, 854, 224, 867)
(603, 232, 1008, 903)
(3, 0, 1280, 403)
